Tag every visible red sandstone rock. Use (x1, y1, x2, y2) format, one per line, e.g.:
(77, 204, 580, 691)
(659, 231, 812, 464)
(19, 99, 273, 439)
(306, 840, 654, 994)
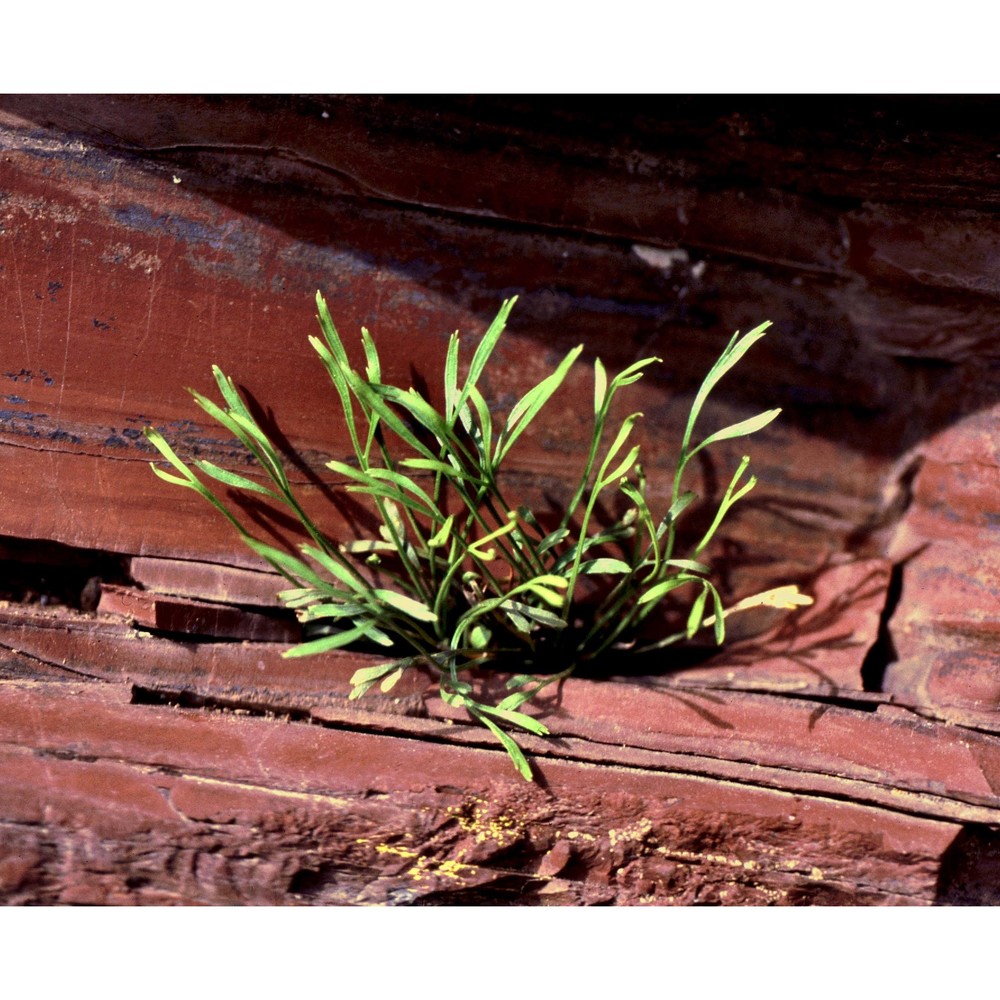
(885, 407, 1000, 720)
(1, 678, 993, 905)
(97, 583, 299, 642)
(666, 558, 891, 694)
(4, 96, 1000, 904)
(128, 556, 286, 607)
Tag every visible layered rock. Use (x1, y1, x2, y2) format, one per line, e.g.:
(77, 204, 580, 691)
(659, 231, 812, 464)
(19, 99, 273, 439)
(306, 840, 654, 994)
(3, 96, 1000, 903)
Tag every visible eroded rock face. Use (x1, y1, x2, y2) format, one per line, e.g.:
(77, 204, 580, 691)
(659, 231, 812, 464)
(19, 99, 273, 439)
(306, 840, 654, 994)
(4, 680, 998, 905)
(884, 404, 1000, 720)
(3, 96, 1000, 903)
(0, 96, 997, 592)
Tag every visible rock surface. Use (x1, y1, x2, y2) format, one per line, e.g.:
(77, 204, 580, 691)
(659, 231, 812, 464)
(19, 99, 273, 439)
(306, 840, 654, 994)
(2, 96, 1000, 903)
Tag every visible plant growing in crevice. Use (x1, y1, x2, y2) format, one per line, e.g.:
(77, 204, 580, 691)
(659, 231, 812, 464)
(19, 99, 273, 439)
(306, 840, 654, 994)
(144, 293, 811, 779)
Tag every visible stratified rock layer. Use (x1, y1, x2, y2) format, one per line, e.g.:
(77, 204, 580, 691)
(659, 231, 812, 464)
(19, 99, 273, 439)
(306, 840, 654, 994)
(2, 96, 1000, 903)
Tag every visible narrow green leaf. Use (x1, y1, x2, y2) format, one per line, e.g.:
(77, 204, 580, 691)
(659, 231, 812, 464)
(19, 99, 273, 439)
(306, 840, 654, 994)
(593, 357, 607, 414)
(149, 464, 195, 489)
(278, 587, 324, 607)
(350, 656, 427, 688)
(300, 543, 367, 594)
(686, 586, 709, 638)
(466, 707, 534, 781)
(359, 622, 395, 647)
(365, 467, 442, 517)
(637, 574, 699, 606)
(537, 527, 570, 555)
(308, 332, 337, 370)
(210, 365, 253, 420)
(664, 490, 697, 525)
(684, 323, 771, 450)
(599, 443, 642, 489)
(427, 514, 455, 549)
(189, 392, 263, 456)
(351, 659, 411, 685)
(476, 703, 550, 737)
(495, 344, 583, 464)
(299, 602, 368, 621)
(619, 480, 659, 565)
(502, 606, 532, 633)
(691, 408, 781, 456)
(710, 585, 726, 644)
(467, 512, 518, 556)
(330, 461, 437, 519)
(443, 669, 472, 697)
(469, 624, 492, 649)
(450, 574, 566, 649)
(548, 526, 635, 575)
(729, 473, 758, 506)
(344, 373, 437, 460)
(500, 600, 567, 629)
(245, 539, 327, 589)
(466, 385, 494, 464)
(444, 330, 460, 423)
(693, 457, 756, 556)
(515, 505, 540, 529)
(282, 623, 373, 657)
(577, 557, 632, 575)
(707, 323, 771, 393)
(309, 330, 366, 460)
(521, 583, 567, 608)
(314, 293, 354, 369)
(379, 667, 404, 693)
(505, 347, 583, 432)
(399, 457, 476, 483)
(194, 461, 282, 499)
(144, 427, 197, 481)
(341, 539, 397, 554)
(380, 500, 406, 541)
(663, 558, 711, 573)
(454, 297, 517, 418)
(504, 674, 537, 691)
(344, 482, 434, 519)
(372, 589, 438, 622)
(371, 383, 452, 444)
(360, 327, 381, 383)
(440, 685, 468, 710)
(607, 356, 661, 395)
(597, 413, 642, 484)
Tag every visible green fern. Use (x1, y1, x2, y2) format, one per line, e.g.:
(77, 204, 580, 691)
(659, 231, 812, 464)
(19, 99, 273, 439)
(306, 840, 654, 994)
(145, 293, 809, 780)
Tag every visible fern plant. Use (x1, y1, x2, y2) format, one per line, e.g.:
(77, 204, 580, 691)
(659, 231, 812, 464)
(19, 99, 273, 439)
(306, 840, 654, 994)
(144, 293, 810, 779)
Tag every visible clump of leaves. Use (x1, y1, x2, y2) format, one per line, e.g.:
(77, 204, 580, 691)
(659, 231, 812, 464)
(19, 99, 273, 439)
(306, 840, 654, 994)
(145, 293, 810, 779)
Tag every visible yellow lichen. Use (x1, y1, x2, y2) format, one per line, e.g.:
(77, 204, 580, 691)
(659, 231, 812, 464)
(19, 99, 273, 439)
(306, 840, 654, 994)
(406, 855, 480, 884)
(448, 799, 523, 848)
(375, 844, 419, 859)
(607, 818, 652, 848)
